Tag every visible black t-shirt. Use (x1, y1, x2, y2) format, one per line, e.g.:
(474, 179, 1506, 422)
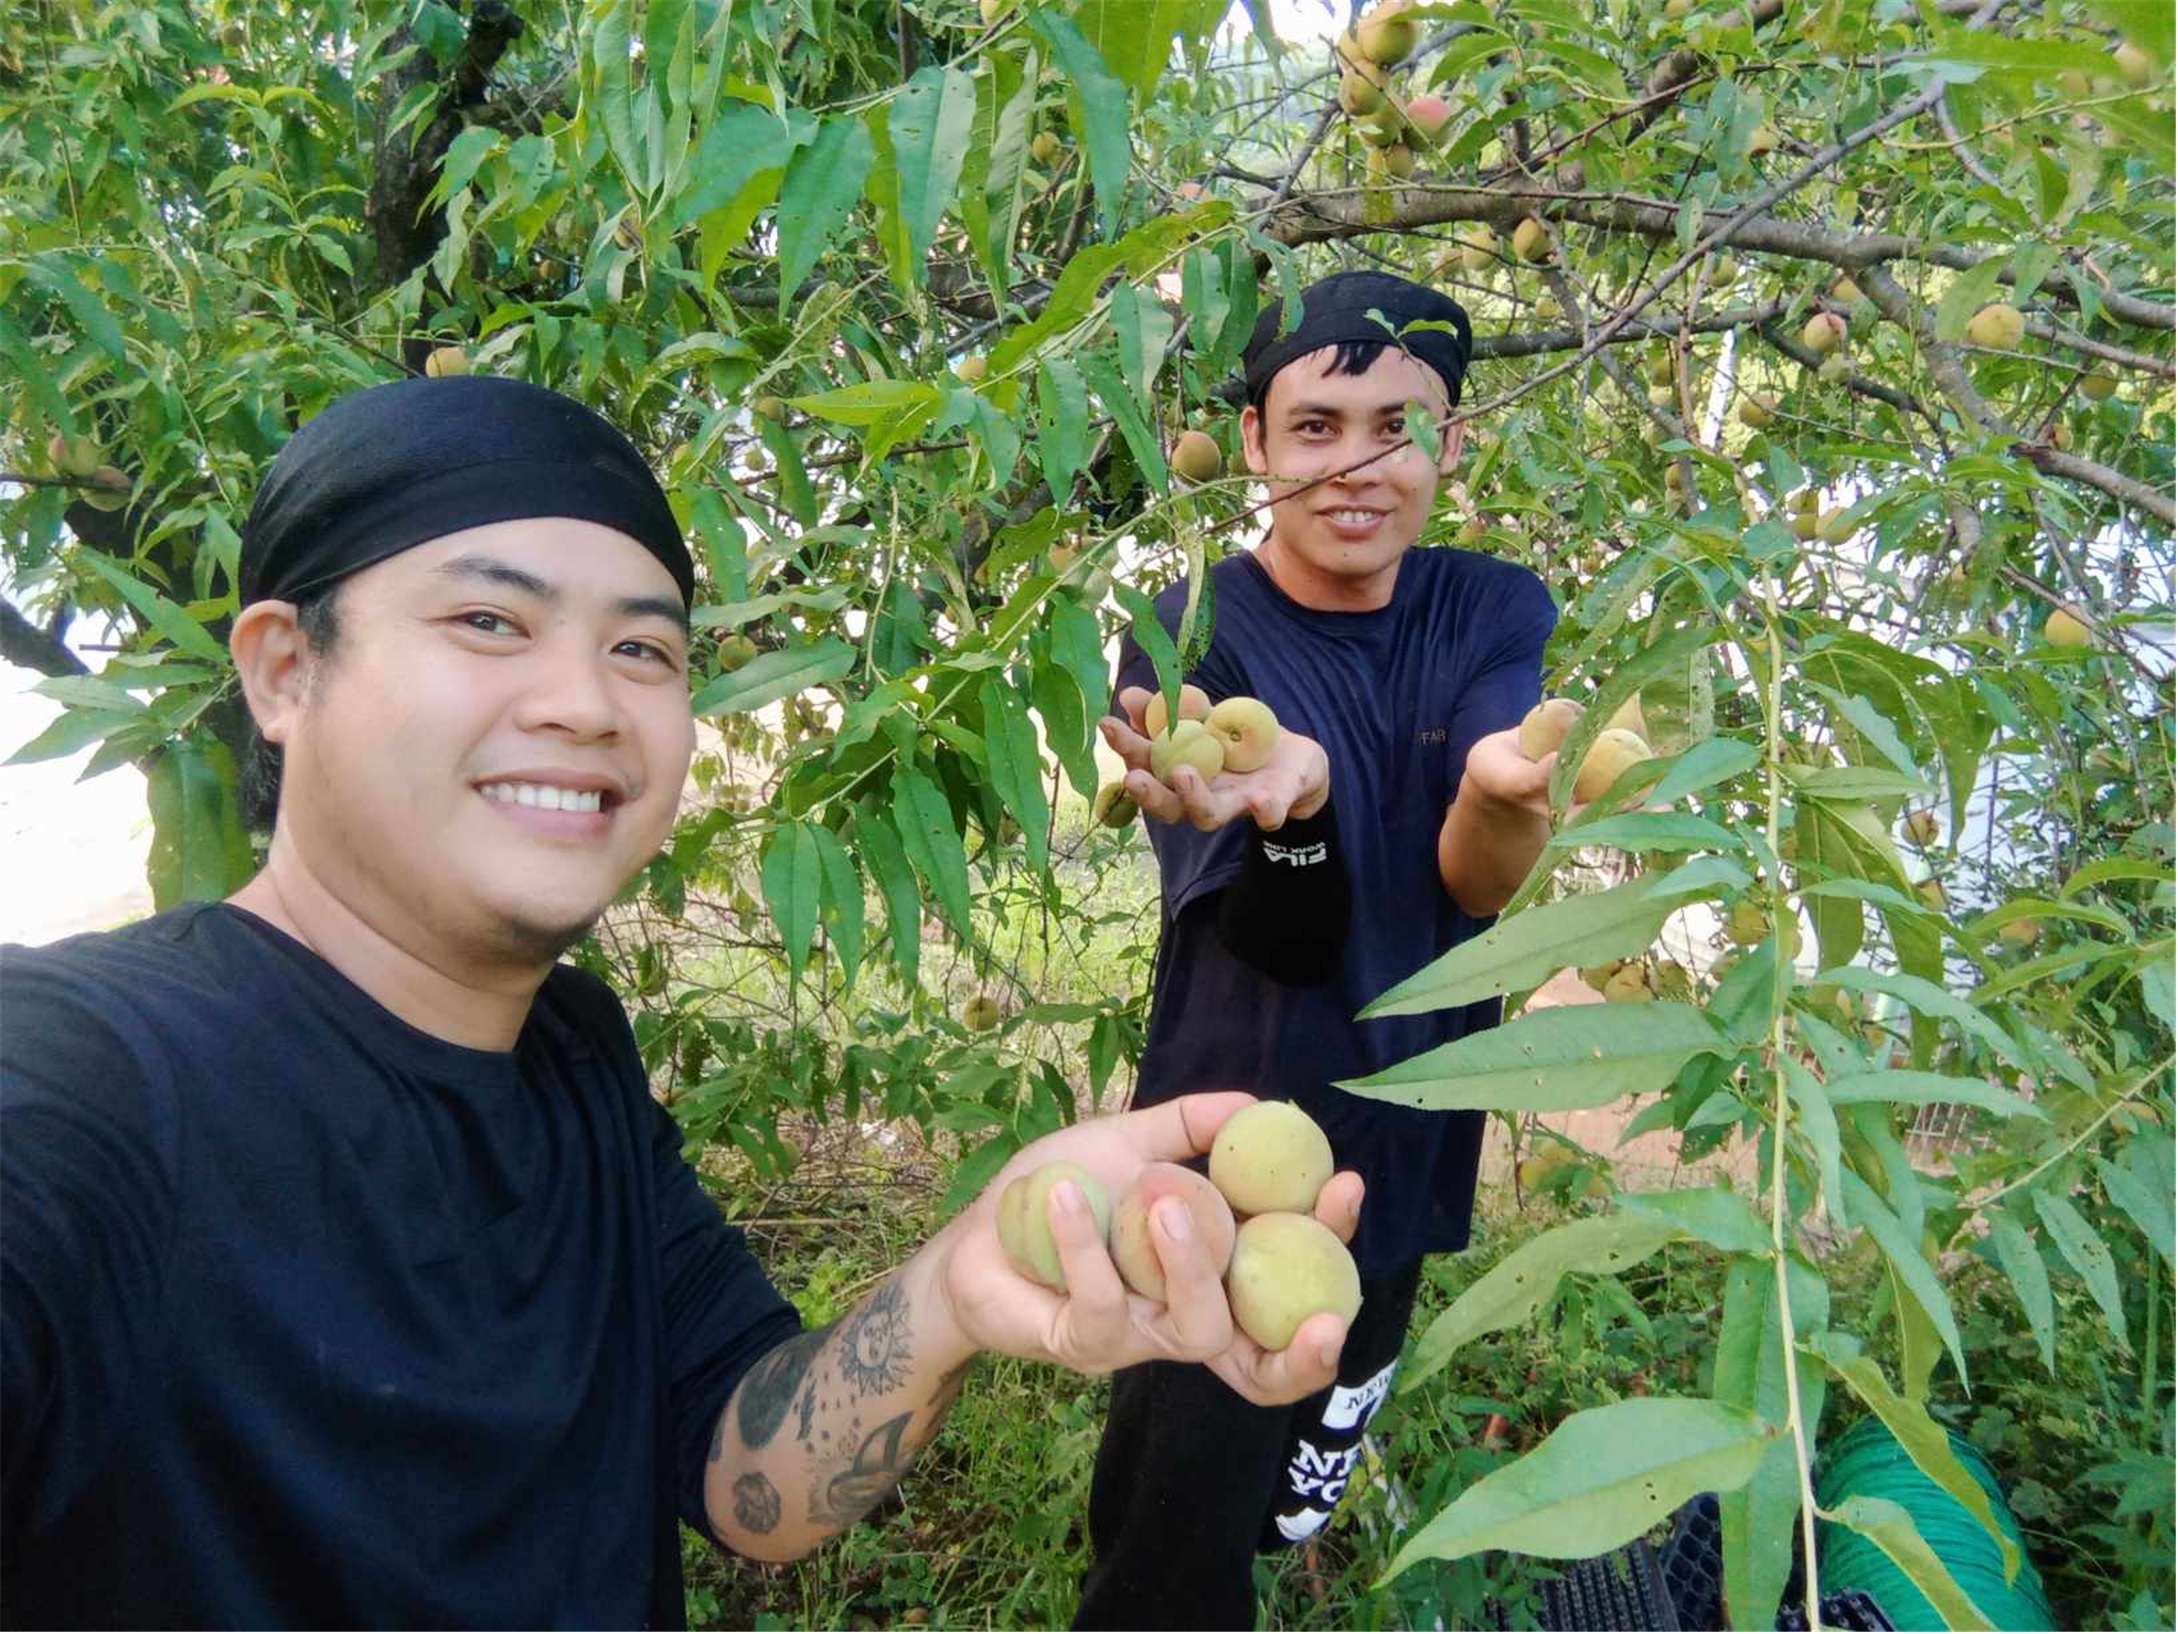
(1116, 546, 1554, 1275)
(0, 903, 801, 1629)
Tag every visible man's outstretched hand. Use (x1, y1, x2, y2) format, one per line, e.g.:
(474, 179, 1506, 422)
(1101, 687, 1331, 834)
(931, 1092, 1365, 1407)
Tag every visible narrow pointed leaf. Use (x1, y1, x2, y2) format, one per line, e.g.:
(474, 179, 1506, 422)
(1840, 1171, 1968, 1387)
(760, 821, 822, 977)
(1822, 1070, 2045, 1122)
(892, 766, 973, 935)
(1340, 1003, 1726, 1114)
(1821, 1495, 1995, 1632)
(1382, 1400, 1776, 1579)
(2033, 1191, 2133, 1352)
(978, 678, 1050, 873)
(1984, 1209, 2057, 1373)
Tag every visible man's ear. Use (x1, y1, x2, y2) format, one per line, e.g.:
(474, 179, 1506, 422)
(1240, 402, 1269, 477)
(229, 601, 314, 749)
(1438, 416, 1467, 474)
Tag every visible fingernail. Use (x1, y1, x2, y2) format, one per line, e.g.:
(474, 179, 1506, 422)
(1053, 1181, 1084, 1217)
(1156, 1197, 1192, 1242)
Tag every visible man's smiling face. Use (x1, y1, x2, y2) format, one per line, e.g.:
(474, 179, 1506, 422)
(1241, 344, 1463, 595)
(273, 517, 696, 965)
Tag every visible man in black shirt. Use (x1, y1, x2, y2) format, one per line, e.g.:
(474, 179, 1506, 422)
(1076, 272, 1559, 1627)
(0, 376, 1361, 1628)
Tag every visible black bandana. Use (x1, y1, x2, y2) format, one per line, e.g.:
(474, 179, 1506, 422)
(239, 376, 692, 608)
(1242, 270, 1473, 409)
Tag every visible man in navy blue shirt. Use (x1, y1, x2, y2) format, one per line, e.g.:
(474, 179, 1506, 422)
(1076, 271, 1559, 1627)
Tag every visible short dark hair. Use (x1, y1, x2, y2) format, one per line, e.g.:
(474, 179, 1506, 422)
(1244, 338, 1394, 416)
(239, 582, 345, 834)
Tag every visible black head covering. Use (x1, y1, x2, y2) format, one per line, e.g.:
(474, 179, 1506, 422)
(1242, 270, 1473, 409)
(239, 375, 692, 608)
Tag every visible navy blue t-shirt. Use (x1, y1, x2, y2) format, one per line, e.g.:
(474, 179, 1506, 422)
(1115, 546, 1554, 1275)
(0, 903, 801, 1629)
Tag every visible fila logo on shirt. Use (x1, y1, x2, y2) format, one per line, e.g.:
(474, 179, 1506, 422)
(1262, 840, 1328, 867)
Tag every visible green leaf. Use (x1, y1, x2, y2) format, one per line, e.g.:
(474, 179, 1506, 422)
(885, 65, 977, 275)
(1615, 1187, 1772, 1256)
(79, 556, 229, 664)
(690, 638, 856, 715)
(1840, 1171, 1968, 1387)
(1548, 624, 1715, 812)
(893, 765, 973, 935)
(1339, 1003, 1727, 1114)
(1036, 357, 1091, 498)
(2061, 856, 2171, 896)
(2033, 1191, 2133, 1353)
(1821, 1069, 2045, 1123)
(1820, 1495, 1995, 1633)
(1545, 812, 1740, 854)
(1109, 281, 1174, 416)
(145, 738, 249, 911)
(979, 678, 1050, 874)
(4, 707, 143, 767)
(1381, 1399, 1776, 1578)
(1075, 0, 1221, 98)
(2099, 1151, 2174, 1266)
(1984, 1209, 2057, 1374)
(1026, 9, 1132, 237)
(760, 821, 822, 978)
(1782, 1059, 1845, 1224)
(790, 379, 942, 428)
(1933, 256, 2014, 344)
(588, 0, 647, 199)
(1804, 1332, 2022, 1584)
(808, 822, 865, 991)
(1363, 873, 1713, 1018)
(1715, 1254, 1829, 1627)
(1819, 968, 2030, 1069)
(1403, 1215, 1682, 1391)
(1646, 735, 1761, 806)
(774, 114, 875, 313)
(856, 799, 922, 990)
(1112, 582, 1182, 709)
(29, 254, 127, 362)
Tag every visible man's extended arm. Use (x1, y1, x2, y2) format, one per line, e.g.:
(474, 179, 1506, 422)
(703, 1246, 970, 1561)
(1437, 729, 1553, 918)
(701, 1093, 1367, 1564)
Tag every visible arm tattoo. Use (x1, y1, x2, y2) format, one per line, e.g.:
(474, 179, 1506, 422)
(836, 1278, 913, 1397)
(732, 1472, 782, 1535)
(736, 1325, 831, 1449)
(809, 1410, 916, 1529)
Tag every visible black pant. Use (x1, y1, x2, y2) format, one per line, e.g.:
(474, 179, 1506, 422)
(1074, 1260, 1423, 1630)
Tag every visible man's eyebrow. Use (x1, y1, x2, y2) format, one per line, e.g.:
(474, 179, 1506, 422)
(433, 553, 692, 636)
(1284, 399, 1423, 417)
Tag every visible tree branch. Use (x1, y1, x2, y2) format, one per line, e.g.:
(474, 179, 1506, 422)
(0, 597, 88, 678)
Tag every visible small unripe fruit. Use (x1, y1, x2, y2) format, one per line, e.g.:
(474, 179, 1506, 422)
(979, 0, 1008, 25)
(1816, 352, 1850, 384)
(1029, 131, 1062, 165)
(1405, 95, 1453, 141)
(1356, 1, 1418, 67)
(2043, 604, 2091, 648)
(1206, 696, 1282, 774)
(1512, 217, 1552, 262)
(1457, 225, 1498, 272)
(1725, 901, 1770, 945)
(1903, 809, 1940, 846)
(1917, 878, 1947, 911)
(1792, 507, 1822, 540)
(717, 633, 760, 671)
(1664, 0, 1692, 16)
(1047, 539, 1082, 575)
(1356, 107, 1402, 147)
(956, 354, 989, 384)
(1801, 311, 1846, 353)
(1746, 123, 1780, 156)
(2079, 366, 2117, 401)
(1143, 683, 1211, 738)
(1373, 143, 1418, 180)
(1572, 728, 1651, 802)
(1739, 394, 1777, 429)
(1092, 780, 1139, 828)
(1171, 429, 1223, 484)
(1534, 292, 1562, 323)
(1518, 697, 1585, 760)
(1645, 349, 1676, 387)
(1150, 718, 1226, 784)
(45, 432, 102, 477)
(2113, 42, 2153, 87)
(1605, 693, 1648, 740)
(424, 345, 470, 378)
(1965, 303, 2025, 350)
(1110, 1164, 1237, 1302)
(1210, 1101, 1335, 1217)
(1602, 964, 1654, 1003)
(1998, 917, 2041, 949)
(1830, 273, 1863, 304)
(1818, 508, 1854, 545)
(753, 394, 787, 421)
(1337, 69, 1385, 117)
(82, 465, 130, 512)
(1226, 1213, 1362, 1351)
(963, 994, 1004, 1031)
(997, 1162, 1110, 1290)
